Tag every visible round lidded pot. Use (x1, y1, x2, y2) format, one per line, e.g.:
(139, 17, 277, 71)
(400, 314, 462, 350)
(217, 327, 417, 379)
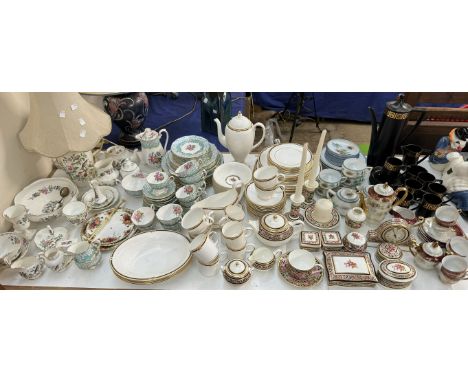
(327, 187, 360, 216)
(376, 242, 403, 263)
(345, 207, 366, 233)
(343, 232, 367, 252)
(222, 259, 252, 284)
(413, 242, 445, 269)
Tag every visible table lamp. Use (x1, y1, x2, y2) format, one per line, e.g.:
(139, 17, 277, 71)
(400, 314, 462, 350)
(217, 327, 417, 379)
(19, 92, 112, 183)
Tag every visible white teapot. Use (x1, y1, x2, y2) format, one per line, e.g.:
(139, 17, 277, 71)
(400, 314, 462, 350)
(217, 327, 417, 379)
(215, 111, 265, 163)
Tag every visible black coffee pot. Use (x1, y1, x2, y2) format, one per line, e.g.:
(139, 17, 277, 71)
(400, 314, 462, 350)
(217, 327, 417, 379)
(367, 94, 412, 167)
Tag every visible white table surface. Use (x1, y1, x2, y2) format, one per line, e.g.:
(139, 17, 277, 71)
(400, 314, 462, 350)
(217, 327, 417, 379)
(1, 153, 467, 290)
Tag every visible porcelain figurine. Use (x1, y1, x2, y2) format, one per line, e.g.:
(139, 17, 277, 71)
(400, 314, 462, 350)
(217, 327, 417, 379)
(215, 111, 266, 163)
(429, 127, 468, 171)
(136, 128, 169, 168)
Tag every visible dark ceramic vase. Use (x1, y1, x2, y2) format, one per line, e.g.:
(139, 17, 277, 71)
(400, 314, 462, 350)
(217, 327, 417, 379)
(103, 92, 149, 147)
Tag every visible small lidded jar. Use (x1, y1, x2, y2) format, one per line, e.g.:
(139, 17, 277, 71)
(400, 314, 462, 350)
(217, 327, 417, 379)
(345, 207, 366, 234)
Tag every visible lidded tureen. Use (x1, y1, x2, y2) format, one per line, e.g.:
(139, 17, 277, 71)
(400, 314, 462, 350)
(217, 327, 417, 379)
(249, 212, 304, 246)
(377, 259, 417, 289)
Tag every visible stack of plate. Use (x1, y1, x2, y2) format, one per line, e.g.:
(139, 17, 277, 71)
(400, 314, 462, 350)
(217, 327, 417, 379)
(245, 182, 287, 217)
(142, 179, 177, 209)
(320, 138, 364, 171)
(161, 135, 223, 184)
(417, 217, 465, 248)
(254, 143, 320, 196)
(82, 186, 120, 213)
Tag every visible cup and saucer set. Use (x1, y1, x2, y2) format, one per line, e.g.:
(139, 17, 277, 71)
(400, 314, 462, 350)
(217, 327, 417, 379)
(142, 170, 177, 209)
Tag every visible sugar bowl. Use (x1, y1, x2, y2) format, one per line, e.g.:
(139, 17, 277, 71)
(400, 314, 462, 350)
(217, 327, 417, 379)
(410, 241, 445, 269)
(222, 259, 252, 284)
(343, 232, 367, 252)
(248, 247, 282, 270)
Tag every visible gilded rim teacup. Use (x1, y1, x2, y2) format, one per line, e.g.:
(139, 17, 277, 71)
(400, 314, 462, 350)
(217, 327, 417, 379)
(285, 249, 323, 280)
(439, 255, 468, 284)
(181, 208, 214, 238)
(253, 166, 286, 189)
(147, 171, 173, 190)
(221, 221, 253, 251)
(176, 182, 206, 204)
(434, 205, 459, 228)
(175, 159, 201, 178)
(131, 206, 155, 229)
(63, 201, 88, 225)
(190, 231, 219, 266)
(218, 204, 245, 226)
(156, 203, 183, 226)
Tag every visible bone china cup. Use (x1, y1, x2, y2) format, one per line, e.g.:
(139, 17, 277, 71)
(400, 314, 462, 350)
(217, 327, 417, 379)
(181, 208, 214, 238)
(286, 249, 323, 279)
(439, 256, 468, 284)
(221, 221, 253, 251)
(63, 201, 88, 225)
(190, 231, 219, 266)
(434, 205, 459, 228)
(253, 166, 285, 189)
(218, 204, 245, 226)
(224, 243, 255, 261)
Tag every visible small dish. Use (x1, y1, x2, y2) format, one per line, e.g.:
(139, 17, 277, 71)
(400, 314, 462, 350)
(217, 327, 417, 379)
(447, 237, 468, 257)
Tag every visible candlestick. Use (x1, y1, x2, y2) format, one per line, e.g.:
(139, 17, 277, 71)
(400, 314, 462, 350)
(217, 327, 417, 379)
(307, 129, 327, 182)
(294, 142, 308, 200)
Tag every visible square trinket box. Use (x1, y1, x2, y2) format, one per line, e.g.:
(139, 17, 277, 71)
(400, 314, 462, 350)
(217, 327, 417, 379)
(323, 251, 378, 287)
(300, 231, 321, 251)
(320, 231, 343, 250)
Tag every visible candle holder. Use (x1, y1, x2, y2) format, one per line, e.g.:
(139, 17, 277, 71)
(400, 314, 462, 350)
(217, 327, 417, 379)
(302, 179, 319, 207)
(286, 194, 305, 221)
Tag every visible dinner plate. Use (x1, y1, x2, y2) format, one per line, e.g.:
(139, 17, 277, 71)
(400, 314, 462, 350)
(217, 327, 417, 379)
(81, 208, 136, 249)
(245, 183, 285, 207)
(268, 143, 312, 171)
(321, 148, 366, 171)
(14, 177, 78, 222)
(110, 230, 192, 283)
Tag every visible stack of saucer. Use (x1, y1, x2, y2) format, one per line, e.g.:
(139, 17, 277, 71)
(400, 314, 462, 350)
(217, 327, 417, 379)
(245, 182, 286, 217)
(81, 186, 120, 213)
(320, 138, 364, 171)
(254, 143, 319, 196)
(161, 135, 223, 184)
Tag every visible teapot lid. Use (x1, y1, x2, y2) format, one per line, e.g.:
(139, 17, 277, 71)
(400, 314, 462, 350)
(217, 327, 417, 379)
(337, 188, 359, 203)
(227, 111, 252, 131)
(422, 242, 443, 257)
(137, 128, 159, 141)
(374, 183, 394, 197)
(261, 213, 288, 232)
(386, 93, 412, 114)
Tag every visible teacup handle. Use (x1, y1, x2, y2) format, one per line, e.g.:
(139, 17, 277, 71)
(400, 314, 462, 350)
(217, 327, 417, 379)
(208, 231, 219, 246)
(393, 187, 409, 206)
(277, 174, 286, 184)
(291, 220, 305, 235)
(244, 227, 254, 238)
(327, 189, 336, 199)
(218, 216, 229, 227)
(273, 249, 283, 259)
(200, 169, 207, 179)
(310, 261, 324, 275)
(159, 128, 169, 151)
(198, 181, 207, 193)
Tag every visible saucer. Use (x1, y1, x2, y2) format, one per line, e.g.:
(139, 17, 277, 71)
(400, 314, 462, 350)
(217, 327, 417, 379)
(143, 179, 176, 200)
(82, 186, 119, 212)
(304, 204, 340, 230)
(278, 254, 323, 287)
(421, 217, 465, 245)
(245, 182, 285, 207)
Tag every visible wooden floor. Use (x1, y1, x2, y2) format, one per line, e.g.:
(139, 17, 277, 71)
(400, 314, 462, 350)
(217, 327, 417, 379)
(251, 108, 371, 152)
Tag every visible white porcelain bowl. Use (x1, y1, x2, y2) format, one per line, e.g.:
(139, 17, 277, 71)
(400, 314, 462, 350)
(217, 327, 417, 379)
(213, 162, 252, 193)
(131, 207, 155, 228)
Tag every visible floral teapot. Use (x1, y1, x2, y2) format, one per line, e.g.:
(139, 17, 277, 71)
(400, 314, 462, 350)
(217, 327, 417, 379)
(215, 111, 265, 163)
(361, 182, 408, 224)
(136, 128, 169, 168)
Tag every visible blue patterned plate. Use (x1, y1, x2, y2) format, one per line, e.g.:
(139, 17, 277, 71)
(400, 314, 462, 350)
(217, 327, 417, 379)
(170, 135, 210, 161)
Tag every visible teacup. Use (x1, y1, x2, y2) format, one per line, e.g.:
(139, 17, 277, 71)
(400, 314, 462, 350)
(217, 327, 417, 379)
(41, 246, 74, 272)
(417, 172, 441, 187)
(311, 198, 334, 223)
(147, 171, 173, 191)
(218, 204, 245, 226)
(156, 204, 183, 226)
(434, 205, 459, 228)
(182, 208, 214, 238)
(342, 158, 369, 178)
(373, 157, 404, 184)
(403, 165, 427, 181)
(224, 243, 255, 261)
(248, 247, 282, 270)
(253, 166, 285, 189)
(190, 231, 219, 266)
(176, 182, 206, 204)
(175, 159, 201, 178)
(221, 221, 253, 251)
(319, 169, 344, 189)
(3, 204, 30, 230)
(106, 145, 128, 162)
(439, 255, 468, 284)
(63, 201, 88, 225)
(447, 237, 468, 257)
(286, 249, 323, 278)
(131, 206, 155, 229)
(255, 184, 285, 201)
(10, 256, 46, 280)
(424, 182, 447, 199)
(197, 255, 222, 277)
(179, 169, 207, 185)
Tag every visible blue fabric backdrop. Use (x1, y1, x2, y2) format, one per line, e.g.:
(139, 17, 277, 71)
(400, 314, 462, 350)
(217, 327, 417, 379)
(252, 92, 400, 122)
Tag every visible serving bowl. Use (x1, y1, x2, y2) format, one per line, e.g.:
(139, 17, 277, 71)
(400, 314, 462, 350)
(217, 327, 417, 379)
(212, 162, 252, 193)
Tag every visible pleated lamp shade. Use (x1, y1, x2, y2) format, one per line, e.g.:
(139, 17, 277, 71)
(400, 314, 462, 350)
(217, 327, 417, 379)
(19, 92, 112, 158)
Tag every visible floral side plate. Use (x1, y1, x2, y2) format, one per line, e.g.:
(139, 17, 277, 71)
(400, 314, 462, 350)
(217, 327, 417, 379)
(81, 208, 136, 249)
(14, 177, 78, 222)
(170, 135, 210, 161)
